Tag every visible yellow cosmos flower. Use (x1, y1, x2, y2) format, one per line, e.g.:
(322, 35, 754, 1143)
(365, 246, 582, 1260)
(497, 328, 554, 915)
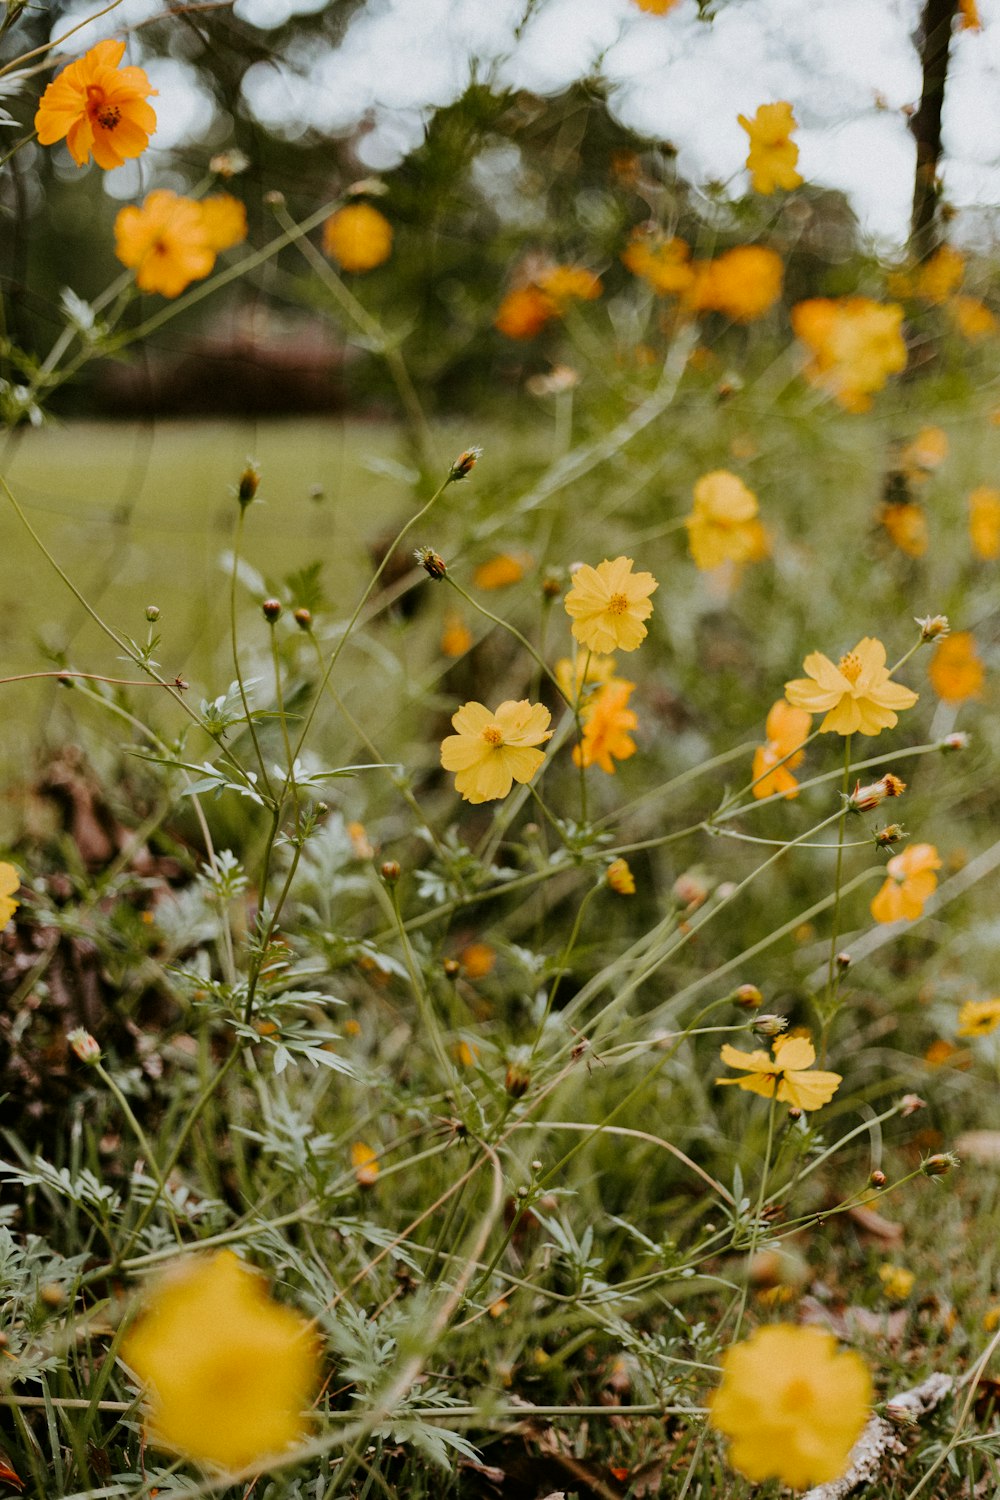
(957, 999, 1000, 1037)
(738, 102, 804, 194)
(573, 680, 638, 773)
(684, 246, 784, 323)
(322, 204, 393, 272)
(715, 1034, 841, 1112)
(686, 470, 767, 570)
(709, 1323, 871, 1489)
(951, 295, 997, 340)
(115, 191, 246, 298)
(878, 1264, 915, 1302)
(870, 842, 941, 924)
(969, 486, 1000, 560)
(440, 700, 552, 803)
(751, 700, 811, 800)
(35, 39, 157, 170)
(880, 501, 928, 557)
(564, 557, 658, 653)
(621, 230, 694, 297)
(0, 863, 20, 927)
(784, 637, 918, 736)
(791, 297, 907, 411)
(928, 631, 984, 703)
(122, 1251, 320, 1473)
(535, 265, 603, 309)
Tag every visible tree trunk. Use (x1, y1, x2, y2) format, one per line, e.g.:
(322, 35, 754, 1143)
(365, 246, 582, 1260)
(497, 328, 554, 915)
(909, 0, 960, 260)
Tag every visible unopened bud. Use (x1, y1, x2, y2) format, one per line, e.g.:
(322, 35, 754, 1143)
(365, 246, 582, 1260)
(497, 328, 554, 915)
(874, 823, 906, 848)
(787, 1106, 802, 1121)
(836, 951, 852, 970)
(449, 446, 482, 482)
(900, 1093, 926, 1116)
(414, 547, 447, 580)
(541, 572, 563, 599)
(870, 1170, 887, 1189)
(673, 872, 709, 910)
(847, 773, 906, 812)
(921, 1151, 958, 1177)
(942, 731, 969, 752)
(263, 189, 285, 208)
(380, 860, 401, 885)
(531, 1159, 543, 1173)
(734, 984, 763, 1010)
(753, 1014, 788, 1038)
(145, 604, 160, 622)
(443, 958, 461, 980)
(237, 461, 260, 506)
(505, 1053, 531, 1099)
(293, 607, 312, 631)
(262, 598, 282, 622)
(916, 613, 950, 642)
(67, 1027, 101, 1065)
(39, 1283, 66, 1308)
(605, 857, 635, 896)
(516, 1184, 529, 1199)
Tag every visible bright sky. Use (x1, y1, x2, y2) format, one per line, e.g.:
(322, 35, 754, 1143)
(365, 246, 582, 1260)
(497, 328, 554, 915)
(49, 0, 1000, 245)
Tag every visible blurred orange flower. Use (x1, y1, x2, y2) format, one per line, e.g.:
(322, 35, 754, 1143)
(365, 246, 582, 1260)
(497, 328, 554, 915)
(915, 244, 964, 304)
(555, 650, 617, 705)
(928, 631, 984, 702)
(460, 942, 496, 979)
(900, 426, 948, 477)
(969, 485, 1000, 559)
(870, 843, 941, 923)
(752, 700, 812, 800)
(738, 102, 803, 194)
(115, 191, 246, 298)
(792, 297, 907, 411)
(474, 554, 528, 590)
(35, 39, 157, 170)
(494, 285, 554, 340)
(573, 681, 638, 773)
(685, 246, 784, 322)
(0, 863, 20, 928)
(880, 501, 928, 557)
(631, 0, 681, 11)
(440, 611, 472, 657)
(351, 1141, 380, 1185)
(536, 265, 603, 308)
(606, 857, 636, 894)
(686, 470, 767, 570)
(951, 295, 997, 340)
(621, 231, 694, 296)
(564, 557, 658, 653)
(322, 204, 393, 272)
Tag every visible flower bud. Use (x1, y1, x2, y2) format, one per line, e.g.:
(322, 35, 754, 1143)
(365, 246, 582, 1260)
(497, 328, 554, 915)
(836, 951, 853, 971)
(874, 823, 906, 848)
(900, 1093, 926, 1116)
(753, 1014, 788, 1038)
(915, 613, 950, 642)
(870, 1170, 887, 1189)
(67, 1027, 101, 1065)
(145, 604, 160, 622)
(673, 872, 709, 910)
(442, 957, 461, 980)
(847, 773, 906, 812)
(293, 607, 312, 631)
(942, 731, 969, 753)
(505, 1051, 531, 1099)
(237, 461, 260, 507)
(414, 547, 447, 580)
(734, 984, 763, 1010)
(449, 446, 482, 482)
(605, 857, 635, 896)
(921, 1151, 958, 1177)
(541, 572, 563, 599)
(263, 189, 285, 208)
(262, 598, 282, 622)
(380, 860, 401, 885)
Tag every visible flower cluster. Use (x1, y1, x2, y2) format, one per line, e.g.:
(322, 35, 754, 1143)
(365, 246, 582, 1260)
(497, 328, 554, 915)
(622, 233, 783, 323)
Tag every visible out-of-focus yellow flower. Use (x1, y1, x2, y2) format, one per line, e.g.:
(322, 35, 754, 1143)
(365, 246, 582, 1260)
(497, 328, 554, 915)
(900, 426, 949, 477)
(621, 230, 694, 296)
(738, 102, 803, 194)
(791, 297, 907, 411)
(122, 1251, 320, 1473)
(630, 0, 681, 11)
(351, 1141, 380, 1185)
(870, 843, 941, 924)
(473, 553, 528, 590)
(959, 0, 982, 26)
(440, 611, 473, 657)
(346, 821, 374, 860)
(878, 1264, 915, 1302)
(606, 857, 636, 894)
(440, 700, 552, 803)
(880, 501, 928, 557)
(35, 39, 157, 170)
(453, 1039, 480, 1067)
(686, 470, 767, 570)
(460, 942, 496, 979)
(957, 999, 1000, 1037)
(573, 681, 638, 773)
(115, 191, 246, 297)
(915, 244, 965, 304)
(951, 295, 997, 340)
(716, 1035, 841, 1112)
(555, 650, 617, 705)
(536, 265, 603, 309)
(494, 285, 554, 340)
(751, 700, 812, 800)
(0, 863, 20, 927)
(564, 557, 658, 654)
(785, 637, 918, 736)
(984, 1306, 1000, 1332)
(709, 1323, 871, 1489)
(684, 246, 784, 323)
(322, 204, 393, 272)
(969, 485, 1000, 559)
(929, 631, 984, 702)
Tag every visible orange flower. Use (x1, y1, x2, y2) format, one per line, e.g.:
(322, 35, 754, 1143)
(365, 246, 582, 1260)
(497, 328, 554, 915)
(686, 470, 768, 570)
(915, 245, 964, 304)
(751, 700, 812, 800)
(791, 297, 907, 411)
(494, 285, 555, 340)
(460, 942, 496, 979)
(606, 857, 636, 894)
(738, 102, 803, 194)
(880, 501, 928, 557)
(684, 246, 784, 323)
(928, 631, 984, 702)
(969, 485, 1000, 559)
(959, 0, 982, 27)
(474, 554, 528, 590)
(951, 295, 997, 340)
(573, 681, 638, 773)
(631, 0, 681, 11)
(322, 204, 392, 272)
(870, 842, 941, 923)
(536, 265, 603, 309)
(900, 426, 948, 477)
(621, 230, 694, 297)
(351, 1141, 380, 1185)
(35, 39, 157, 171)
(440, 611, 472, 657)
(115, 191, 246, 297)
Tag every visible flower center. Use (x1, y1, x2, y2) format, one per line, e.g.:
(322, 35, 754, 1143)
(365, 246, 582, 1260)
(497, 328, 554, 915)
(607, 592, 630, 615)
(481, 726, 504, 747)
(838, 651, 862, 684)
(781, 1376, 815, 1413)
(86, 85, 121, 132)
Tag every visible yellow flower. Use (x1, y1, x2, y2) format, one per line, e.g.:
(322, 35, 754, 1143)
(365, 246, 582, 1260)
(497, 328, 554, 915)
(686, 470, 767, 570)
(684, 246, 784, 323)
(709, 1323, 871, 1489)
(115, 191, 246, 298)
(564, 557, 658, 653)
(122, 1251, 320, 1473)
(322, 204, 393, 272)
(631, 0, 681, 11)
(915, 244, 965, 304)
(351, 1141, 380, 1185)
(738, 102, 804, 194)
(969, 485, 1000, 560)
(984, 1306, 1000, 1332)
(878, 1264, 915, 1302)
(473, 553, 528, 590)
(957, 999, 1000, 1038)
(951, 295, 997, 340)
(535, 265, 603, 309)
(440, 611, 473, 658)
(870, 842, 941, 924)
(880, 501, 928, 557)
(460, 942, 496, 978)
(35, 39, 157, 170)
(784, 637, 918, 736)
(959, 0, 982, 26)
(494, 285, 554, 339)
(715, 1034, 842, 1112)
(791, 297, 907, 411)
(900, 425, 948, 477)
(573, 680, 638, 773)
(621, 230, 694, 297)
(928, 631, 984, 702)
(606, 857, 636, 894)
(440, 700, 552, 803)
(0, 863, 20, 927)
(751, 700, 812, 800)
(554, 650, 617, 705)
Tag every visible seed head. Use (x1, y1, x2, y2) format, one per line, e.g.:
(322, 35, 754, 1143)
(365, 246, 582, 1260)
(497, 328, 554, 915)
(448, 446, 482, 482)
(915, 613, 950, 642)
(414, 547, 447, 580)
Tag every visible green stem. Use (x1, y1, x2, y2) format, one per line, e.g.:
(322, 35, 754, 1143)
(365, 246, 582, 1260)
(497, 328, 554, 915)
(445, 575, 573, 708)
(229, 505, 273, 797)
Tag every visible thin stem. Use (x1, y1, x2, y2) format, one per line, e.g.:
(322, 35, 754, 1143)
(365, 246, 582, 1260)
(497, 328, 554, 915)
(229, 506, 272, 797)
(444, 576, 573, 708)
